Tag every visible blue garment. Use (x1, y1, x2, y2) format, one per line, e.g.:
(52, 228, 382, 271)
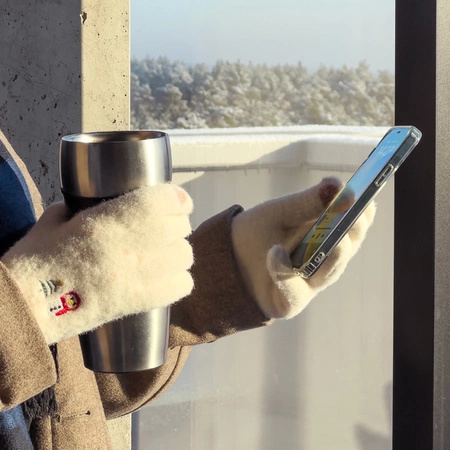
(0, 143, 37, 254)
(0, 140, 38, 449)
(0, 406, 34, 449)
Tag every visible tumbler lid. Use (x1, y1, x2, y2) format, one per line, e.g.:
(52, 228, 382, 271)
(60, 130, 172, 198)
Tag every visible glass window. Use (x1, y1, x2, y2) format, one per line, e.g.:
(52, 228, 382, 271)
(130, 0, 394, 130)
(131, 1, 395, 449)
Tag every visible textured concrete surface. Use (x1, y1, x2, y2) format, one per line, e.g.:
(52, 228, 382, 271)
(0, 0, 129, 205)
(108, 414, 132, 450)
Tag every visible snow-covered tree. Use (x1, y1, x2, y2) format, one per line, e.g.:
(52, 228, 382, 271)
(130, 58, 394, 129)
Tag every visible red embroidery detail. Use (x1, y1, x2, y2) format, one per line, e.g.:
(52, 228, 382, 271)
(54, 291, 81, 316)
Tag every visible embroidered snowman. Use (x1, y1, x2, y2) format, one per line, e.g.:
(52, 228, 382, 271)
(40, 280, 81, 316)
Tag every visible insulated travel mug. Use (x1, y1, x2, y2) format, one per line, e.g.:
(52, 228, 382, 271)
(59, 130, 172, 372)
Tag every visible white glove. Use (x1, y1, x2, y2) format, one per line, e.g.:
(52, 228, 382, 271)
(231, 177, 376, 319)
(2, 184, 194, 344)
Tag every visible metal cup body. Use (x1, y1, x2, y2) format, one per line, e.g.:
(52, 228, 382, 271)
(59, 130, 172, 372)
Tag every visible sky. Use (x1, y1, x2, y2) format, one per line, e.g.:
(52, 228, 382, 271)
(130, 0, 395, 73)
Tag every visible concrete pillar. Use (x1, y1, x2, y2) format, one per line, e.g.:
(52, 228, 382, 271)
(0, 0, 130, 205)
(0, 1, 132, 449)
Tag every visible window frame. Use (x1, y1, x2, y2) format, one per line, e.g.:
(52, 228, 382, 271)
(394, 0, 450, 447)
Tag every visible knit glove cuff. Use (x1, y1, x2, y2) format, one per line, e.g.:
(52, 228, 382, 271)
(1, 184, 194, 344)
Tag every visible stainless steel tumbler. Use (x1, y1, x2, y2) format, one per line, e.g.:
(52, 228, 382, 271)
(59, 130, 172, 372)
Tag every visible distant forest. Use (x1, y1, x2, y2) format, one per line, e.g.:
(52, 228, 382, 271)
(131, 57, 394, 129)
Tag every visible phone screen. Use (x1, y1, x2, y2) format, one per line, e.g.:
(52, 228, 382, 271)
(292, 128, 411, 267)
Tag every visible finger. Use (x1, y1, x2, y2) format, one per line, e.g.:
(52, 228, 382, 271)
(90, 214, 192, 249)
(171, 185, 194, 214)
(275, 177, 343, 228)
(126, 184, 193, 216)
(137, 215, 192, 245)
(71, 268, 194, 331)
(267, 245, 315, 318)
(139, 239, 194, 273)
(79, 184, 193, 223)
(304, 202, 376, 286)
(306, 235, 353, 289)
(128, 270, 195, 312)
(148, 216, 192, 245)
(347, 201, 376, 243)
(106, 239, 194, 284)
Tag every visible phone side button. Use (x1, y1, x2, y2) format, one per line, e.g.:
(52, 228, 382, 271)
(314, 252, 326, 264)
(375, 164, 394, 187)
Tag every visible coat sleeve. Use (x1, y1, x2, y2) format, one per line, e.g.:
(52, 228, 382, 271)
(96, 206, 273, 420)
(0, 131, 56, 411)
(0, 263, 57, 411)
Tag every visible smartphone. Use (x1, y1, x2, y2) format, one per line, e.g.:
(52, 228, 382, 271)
(290, 125, 422, 279)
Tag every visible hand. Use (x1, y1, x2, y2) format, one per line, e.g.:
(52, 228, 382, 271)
(1, 184, 194, 344)
(231, 177, 376, 319)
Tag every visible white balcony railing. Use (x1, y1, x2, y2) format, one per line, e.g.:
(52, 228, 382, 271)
(135, 125, 394, 450)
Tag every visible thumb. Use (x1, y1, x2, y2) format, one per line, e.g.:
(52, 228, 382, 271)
(274, 177, 343, 228)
